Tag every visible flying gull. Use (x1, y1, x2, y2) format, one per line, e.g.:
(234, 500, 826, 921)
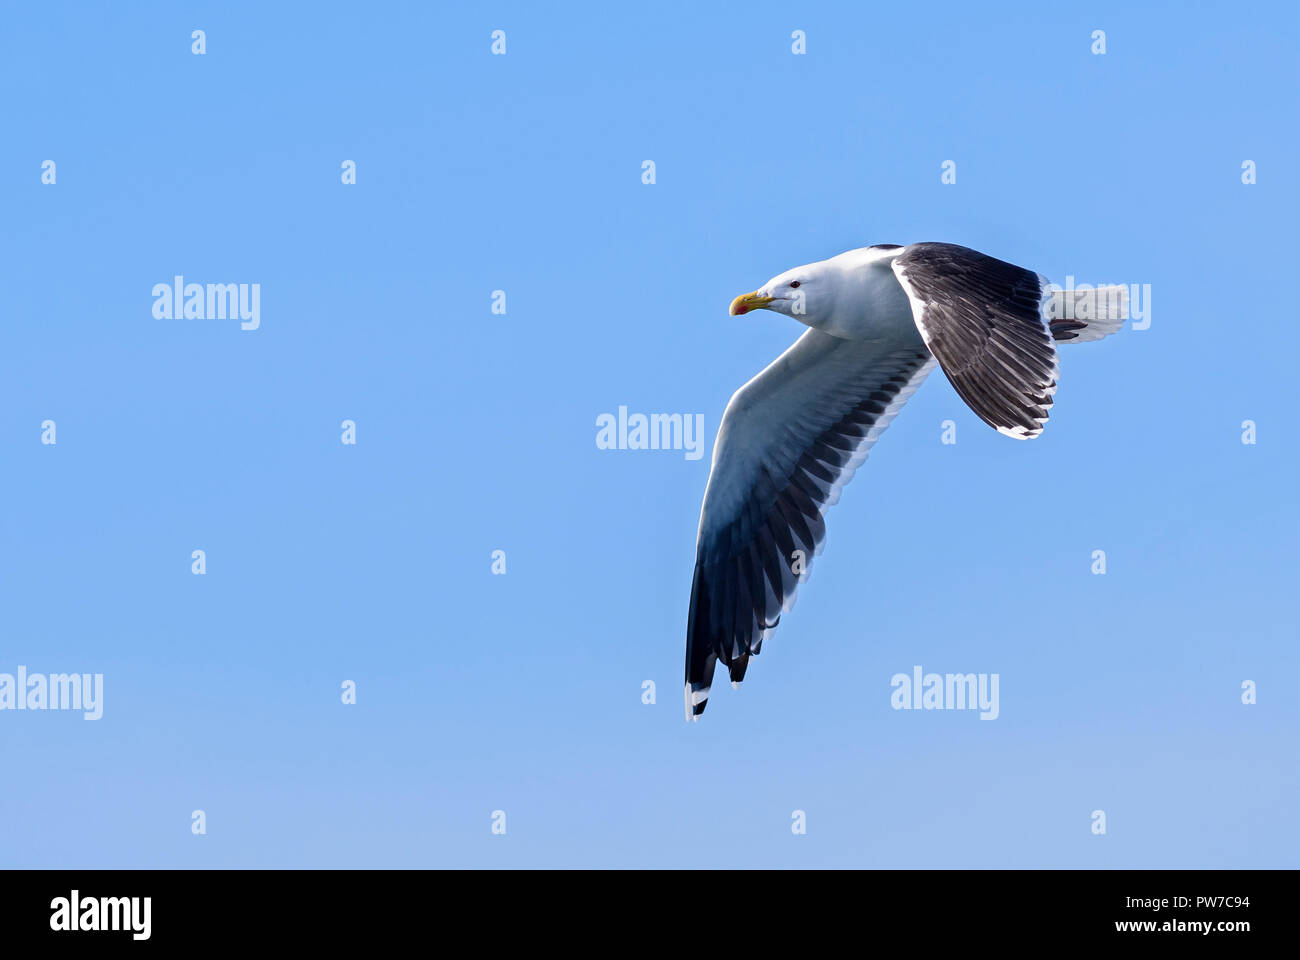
(685, 242, 1126, 720)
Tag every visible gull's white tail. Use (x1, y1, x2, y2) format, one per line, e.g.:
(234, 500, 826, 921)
(1047, 284, 1129, 343)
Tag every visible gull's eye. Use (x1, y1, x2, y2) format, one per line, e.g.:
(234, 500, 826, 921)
(789, 281, 800, 288)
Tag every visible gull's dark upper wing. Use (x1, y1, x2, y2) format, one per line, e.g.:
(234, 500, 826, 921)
(890, 242, 1059, 440)
(686, 327, 934, 719)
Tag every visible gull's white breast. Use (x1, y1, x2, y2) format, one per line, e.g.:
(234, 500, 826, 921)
(811, 246, 919, 342)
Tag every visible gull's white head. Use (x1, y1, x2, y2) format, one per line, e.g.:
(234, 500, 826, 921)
(728, 258, 838, 323)
(728, 247, 910, 340)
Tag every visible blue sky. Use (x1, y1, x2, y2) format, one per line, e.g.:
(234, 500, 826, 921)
(1, 1, 1296, 867)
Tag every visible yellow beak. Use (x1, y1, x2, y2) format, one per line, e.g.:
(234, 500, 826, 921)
(729, 291, 775, 316)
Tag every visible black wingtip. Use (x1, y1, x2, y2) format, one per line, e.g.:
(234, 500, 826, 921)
(685, 682, 710, 721)
(685, 560, 719, 721)
(727, 655, 749, 686)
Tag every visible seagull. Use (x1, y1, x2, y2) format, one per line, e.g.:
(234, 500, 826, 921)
(685, 242, 1126, 720)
